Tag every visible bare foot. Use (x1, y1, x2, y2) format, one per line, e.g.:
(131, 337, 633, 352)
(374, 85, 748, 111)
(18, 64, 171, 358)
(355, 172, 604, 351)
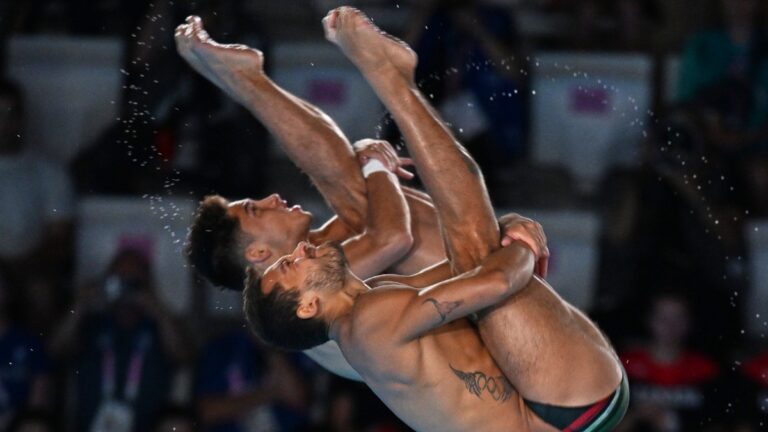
(323, 7, 417, 83)
(174, 16, 265, 104)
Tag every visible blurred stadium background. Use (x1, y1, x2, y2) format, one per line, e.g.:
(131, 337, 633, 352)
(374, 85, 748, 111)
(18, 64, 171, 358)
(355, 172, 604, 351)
(0, 0, 766, 431)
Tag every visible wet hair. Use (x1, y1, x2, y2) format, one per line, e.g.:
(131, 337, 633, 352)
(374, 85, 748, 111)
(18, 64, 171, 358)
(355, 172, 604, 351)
(185, 195, 250, 290)
(243, 266, 329, 351)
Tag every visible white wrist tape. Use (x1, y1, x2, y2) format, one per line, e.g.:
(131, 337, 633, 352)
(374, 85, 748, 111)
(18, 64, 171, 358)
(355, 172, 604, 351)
(362, 159, 388, 178)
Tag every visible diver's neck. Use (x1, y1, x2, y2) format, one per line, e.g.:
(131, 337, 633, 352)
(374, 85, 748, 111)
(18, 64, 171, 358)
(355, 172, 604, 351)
(343, 275, 369, 299)
(334, 276, 369, 312)
(327, 276, 369, 339)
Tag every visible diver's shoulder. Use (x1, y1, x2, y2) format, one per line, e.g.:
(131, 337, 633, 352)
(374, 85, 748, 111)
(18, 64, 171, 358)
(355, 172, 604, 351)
(349, 288, 416, 336)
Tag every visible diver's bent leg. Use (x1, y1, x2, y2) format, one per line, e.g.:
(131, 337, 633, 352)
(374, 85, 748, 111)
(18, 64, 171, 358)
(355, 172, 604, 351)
(324, 8, 498, 273)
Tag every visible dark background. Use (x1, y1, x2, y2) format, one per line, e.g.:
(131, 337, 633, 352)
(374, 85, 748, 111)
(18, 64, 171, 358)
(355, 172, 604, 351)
(0, 0, 766, 431)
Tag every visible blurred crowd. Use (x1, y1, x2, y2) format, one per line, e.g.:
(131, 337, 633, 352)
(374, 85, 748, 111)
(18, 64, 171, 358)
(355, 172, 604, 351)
(0, 0, 767, 431)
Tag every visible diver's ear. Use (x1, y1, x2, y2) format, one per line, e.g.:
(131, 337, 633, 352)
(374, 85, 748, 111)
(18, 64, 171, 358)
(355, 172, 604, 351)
(296, 294, 319, 319)
(244, 242, 272, 264)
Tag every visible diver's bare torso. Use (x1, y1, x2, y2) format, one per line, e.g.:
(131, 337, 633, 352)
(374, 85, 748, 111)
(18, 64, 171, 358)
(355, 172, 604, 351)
(395, 188, 446, 273)
(306, 255, 621, 412)
(332, 285, 555, 432)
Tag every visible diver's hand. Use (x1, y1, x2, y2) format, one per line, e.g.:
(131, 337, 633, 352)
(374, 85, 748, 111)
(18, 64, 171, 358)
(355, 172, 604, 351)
(499, 213, 550, 278)
(354, 139, 414, 180)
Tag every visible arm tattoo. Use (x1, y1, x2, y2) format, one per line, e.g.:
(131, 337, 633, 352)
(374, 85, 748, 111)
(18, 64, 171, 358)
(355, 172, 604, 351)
(422, 298, 463, 323)
(450, 364, 514, 402)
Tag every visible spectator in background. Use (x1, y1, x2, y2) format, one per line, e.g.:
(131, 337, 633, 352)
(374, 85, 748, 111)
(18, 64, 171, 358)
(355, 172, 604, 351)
(7, 409, 55, 432)
(0, 1, 29, 70)
(644, 0, 764, 352)
(19, 276, 65, 340)
(0, 273, 51, 430)
(0, 79, 74, 289)
(324, 382, 358, 432)
(638, 110, 750, 351)
(570, 0, 661, 50)
(72, 0, 187, 195)
(676, 0, 768, 215)
(739, 348, 768, 430)
(152, 405, 198, 432)
(397, 0, 527, 199)
(67, 0, 151, 36)
(72, 0, 272, 198)
(619, 292, 720, 431)
(196, 327, 308, 432)
(317, 377, 408, 432)
(49, 247, 189, 432)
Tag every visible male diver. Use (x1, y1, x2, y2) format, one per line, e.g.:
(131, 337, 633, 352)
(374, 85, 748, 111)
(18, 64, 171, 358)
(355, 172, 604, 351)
(243, 8, 628, 431)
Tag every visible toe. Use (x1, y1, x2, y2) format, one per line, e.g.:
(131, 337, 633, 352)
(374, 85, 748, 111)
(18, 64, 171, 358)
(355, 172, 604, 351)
(190, 16, 203, 32)
(336, 6, 351, 28)
(345, 7, 372, 31)
(327, 9, 339, 29)
(323, 9, 341, 41)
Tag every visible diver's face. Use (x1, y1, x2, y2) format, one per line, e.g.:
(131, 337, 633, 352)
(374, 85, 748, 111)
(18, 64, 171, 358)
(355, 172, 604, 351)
(260, 242, 348, 298)
(227, 194, 313, 264)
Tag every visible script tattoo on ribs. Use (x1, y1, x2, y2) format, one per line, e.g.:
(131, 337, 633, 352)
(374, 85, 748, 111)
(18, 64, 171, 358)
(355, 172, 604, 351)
(423, 298, 463, 323)
(450, 364, 514, 402)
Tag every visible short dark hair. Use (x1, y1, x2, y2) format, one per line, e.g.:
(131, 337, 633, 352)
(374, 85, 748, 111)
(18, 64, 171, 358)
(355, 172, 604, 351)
(243, 266, 329, 351)
(185, 195, 250, 290)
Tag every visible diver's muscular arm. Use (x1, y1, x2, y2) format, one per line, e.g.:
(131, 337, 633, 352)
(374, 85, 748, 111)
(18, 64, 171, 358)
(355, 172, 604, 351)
(302, 170, 412, 382)
(340, 170, 414, 279)
(366, 211, 550, 287)
(394, 243, 534, 342)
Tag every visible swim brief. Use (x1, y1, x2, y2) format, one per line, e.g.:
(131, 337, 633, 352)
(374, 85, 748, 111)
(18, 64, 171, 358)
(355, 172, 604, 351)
(524, 369, 629, 431)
